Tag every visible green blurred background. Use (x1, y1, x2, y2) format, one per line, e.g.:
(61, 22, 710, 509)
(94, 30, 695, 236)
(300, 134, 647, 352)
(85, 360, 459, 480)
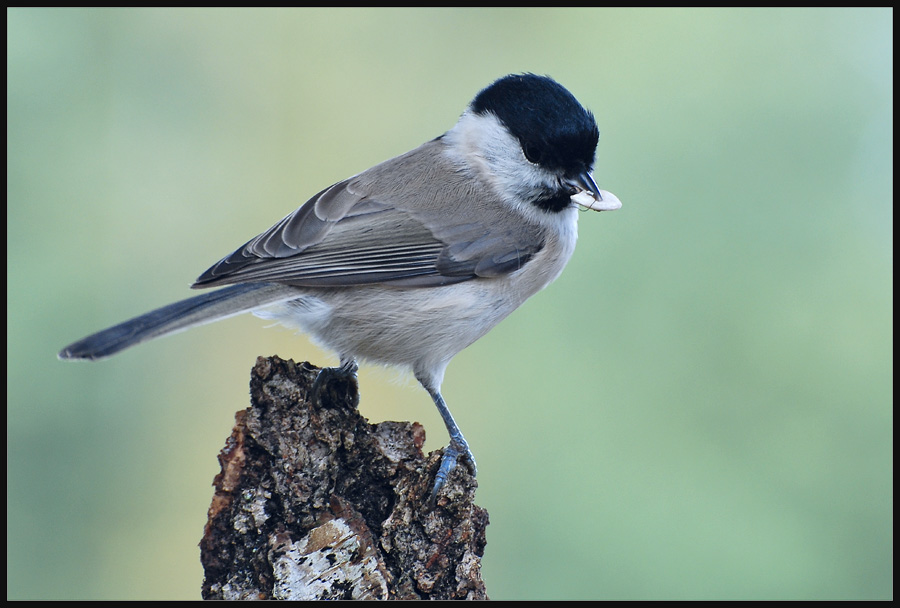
(7, 8, 892, 600)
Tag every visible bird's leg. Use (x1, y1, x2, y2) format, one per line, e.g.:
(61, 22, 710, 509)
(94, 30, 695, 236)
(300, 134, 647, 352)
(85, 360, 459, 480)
(426, 387, 477, 501)
(311, 356, 359, 405)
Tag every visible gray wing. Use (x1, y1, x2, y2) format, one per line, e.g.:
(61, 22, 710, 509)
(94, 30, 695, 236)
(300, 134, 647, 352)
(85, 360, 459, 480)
(193, 139, 545, 289)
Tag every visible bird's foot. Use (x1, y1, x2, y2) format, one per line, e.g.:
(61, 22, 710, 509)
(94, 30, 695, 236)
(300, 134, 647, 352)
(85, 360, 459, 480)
(431, 437, 477, 501)
(311, 360, 359, 407)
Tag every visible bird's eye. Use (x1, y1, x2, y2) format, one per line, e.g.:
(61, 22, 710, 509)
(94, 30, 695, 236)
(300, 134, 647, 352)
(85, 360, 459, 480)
(523, 143, 544, 165)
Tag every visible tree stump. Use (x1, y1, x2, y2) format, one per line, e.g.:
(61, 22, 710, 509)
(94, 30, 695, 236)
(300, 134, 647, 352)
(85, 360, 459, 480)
(199, 355, 489, 600)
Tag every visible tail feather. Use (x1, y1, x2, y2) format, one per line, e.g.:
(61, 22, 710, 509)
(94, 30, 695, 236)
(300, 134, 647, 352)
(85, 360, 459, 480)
(58, 283, 301, 361)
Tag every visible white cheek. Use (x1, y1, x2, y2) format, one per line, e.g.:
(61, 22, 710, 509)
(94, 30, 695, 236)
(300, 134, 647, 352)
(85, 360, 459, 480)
(444, 111, 567, 228)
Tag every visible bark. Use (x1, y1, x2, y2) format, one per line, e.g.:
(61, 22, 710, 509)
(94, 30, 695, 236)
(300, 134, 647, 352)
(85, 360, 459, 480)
(199, 355, 489, 600)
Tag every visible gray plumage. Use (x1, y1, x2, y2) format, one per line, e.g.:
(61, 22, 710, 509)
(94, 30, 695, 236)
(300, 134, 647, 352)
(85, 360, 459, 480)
(59, 73, 621, 498)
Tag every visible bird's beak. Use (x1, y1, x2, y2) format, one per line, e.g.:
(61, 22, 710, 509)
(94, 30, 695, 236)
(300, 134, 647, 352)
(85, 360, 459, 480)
(570, 171, 622, 212)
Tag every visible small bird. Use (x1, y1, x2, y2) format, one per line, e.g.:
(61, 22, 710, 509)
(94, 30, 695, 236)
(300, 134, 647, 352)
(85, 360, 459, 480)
(59, 73, 621, 498)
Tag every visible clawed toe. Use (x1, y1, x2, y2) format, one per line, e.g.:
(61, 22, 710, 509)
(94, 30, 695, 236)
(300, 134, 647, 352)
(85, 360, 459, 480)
(311, 360, 358, 405)
(431, 439, 477, 501)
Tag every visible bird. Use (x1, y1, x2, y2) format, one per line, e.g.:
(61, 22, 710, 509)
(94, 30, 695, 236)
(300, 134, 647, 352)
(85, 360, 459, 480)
(59, 73, 621, 499)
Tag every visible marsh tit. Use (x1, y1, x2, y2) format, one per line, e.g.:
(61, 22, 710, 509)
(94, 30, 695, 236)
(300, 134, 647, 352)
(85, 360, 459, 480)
(59, 73, 621, 498)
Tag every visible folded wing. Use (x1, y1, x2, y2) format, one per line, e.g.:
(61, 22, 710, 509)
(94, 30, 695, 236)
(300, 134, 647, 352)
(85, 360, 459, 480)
(193, 140, 544, 289)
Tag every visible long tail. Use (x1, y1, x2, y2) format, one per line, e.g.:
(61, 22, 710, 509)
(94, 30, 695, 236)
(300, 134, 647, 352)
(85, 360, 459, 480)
(59, 283, 302, 361)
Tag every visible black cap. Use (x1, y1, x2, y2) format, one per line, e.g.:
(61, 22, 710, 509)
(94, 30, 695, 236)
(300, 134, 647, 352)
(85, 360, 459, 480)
(470, 74, 599, 178)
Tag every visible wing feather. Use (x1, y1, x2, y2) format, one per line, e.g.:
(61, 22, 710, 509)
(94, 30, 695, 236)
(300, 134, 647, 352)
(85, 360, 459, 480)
(193, 139, 544, 289)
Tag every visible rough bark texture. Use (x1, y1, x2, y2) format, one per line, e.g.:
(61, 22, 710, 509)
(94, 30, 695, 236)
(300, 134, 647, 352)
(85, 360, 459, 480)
(199, 356, 489, 600)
